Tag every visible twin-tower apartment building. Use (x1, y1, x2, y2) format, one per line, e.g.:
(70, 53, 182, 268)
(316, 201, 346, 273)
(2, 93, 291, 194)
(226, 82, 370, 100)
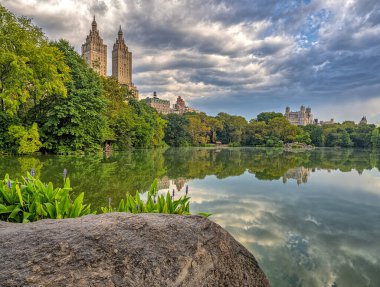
(81, 17, 138, 98)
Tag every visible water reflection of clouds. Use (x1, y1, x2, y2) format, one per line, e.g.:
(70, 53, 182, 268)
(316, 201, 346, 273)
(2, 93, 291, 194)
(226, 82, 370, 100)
(188, 172, 380, 287)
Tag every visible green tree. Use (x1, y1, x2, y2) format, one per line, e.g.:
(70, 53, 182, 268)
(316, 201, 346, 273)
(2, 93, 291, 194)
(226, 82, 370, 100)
(30, 40, 106, 153)
(216, 112, 247, 144)
(243, 120, 269, 146)
(7, 123, 42, 154)
(127, 99, 167, 148)
(186, 114, 210, 145)
(371, 128, 380, 148)
(0, 5, 69, 115)
(256, 112, 284, 123)
(164, 114, 191, 147)
(302, 125, 325, 146)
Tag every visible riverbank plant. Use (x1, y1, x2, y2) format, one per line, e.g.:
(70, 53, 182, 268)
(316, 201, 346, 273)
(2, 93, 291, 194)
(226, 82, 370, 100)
(0, 172, 210, 223)
(0, 172, 93, 223)
(101, 179, 191, 215)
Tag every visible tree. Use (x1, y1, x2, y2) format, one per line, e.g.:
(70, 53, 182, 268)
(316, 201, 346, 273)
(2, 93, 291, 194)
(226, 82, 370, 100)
(302, 125, 325, 146)
(256, 112, 284, 123)
(0, 5, 69, 115)
(371, 128, 380, 148)
(186, 114, 210, 145)
(164, 114, 191, 147)
(31, 40, 106, 153)
(216, 112, 247, 144)
(127, 99, 167, 148)
(7, 123, 42, 154)
(243, 120, 268, 146)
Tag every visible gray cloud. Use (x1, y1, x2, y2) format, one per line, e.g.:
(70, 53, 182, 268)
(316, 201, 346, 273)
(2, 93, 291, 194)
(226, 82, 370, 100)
(89, 0, 108, 16)
(2, 0, 380, 122)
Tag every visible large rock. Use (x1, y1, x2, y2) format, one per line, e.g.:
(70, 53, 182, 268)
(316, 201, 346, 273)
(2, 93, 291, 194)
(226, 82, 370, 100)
(0, 213, 270, 287)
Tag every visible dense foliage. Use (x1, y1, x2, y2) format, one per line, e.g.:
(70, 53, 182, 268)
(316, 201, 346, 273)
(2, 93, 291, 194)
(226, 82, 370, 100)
(0, 172, 206, 223)
(0, 172, 93, 222)
(101, 179, 193, 215)
(301, 121, 379, 148)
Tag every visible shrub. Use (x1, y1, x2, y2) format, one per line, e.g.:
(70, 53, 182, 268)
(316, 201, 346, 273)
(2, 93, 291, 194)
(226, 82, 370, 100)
(0, 173, 210, 223)
(0, 172, 93, 223)
(101, 179, 191, 215)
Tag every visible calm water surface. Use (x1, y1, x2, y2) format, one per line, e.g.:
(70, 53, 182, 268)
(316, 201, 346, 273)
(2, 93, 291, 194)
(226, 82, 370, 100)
(1, 148, 380, 287)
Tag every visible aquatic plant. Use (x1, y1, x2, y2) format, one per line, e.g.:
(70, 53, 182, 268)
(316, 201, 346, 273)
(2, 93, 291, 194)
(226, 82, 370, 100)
(0, 172, 94, 223)
(0, 172, 210, 223)
(101, 179, 192, 215)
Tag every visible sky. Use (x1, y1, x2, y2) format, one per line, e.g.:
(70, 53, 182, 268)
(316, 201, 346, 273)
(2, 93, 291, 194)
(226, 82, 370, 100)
(2, 0, 380, 123)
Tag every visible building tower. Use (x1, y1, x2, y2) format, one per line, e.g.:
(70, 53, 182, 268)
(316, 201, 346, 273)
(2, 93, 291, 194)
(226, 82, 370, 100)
(112, 26, 139, 99)
(81, 16, 107, 76)
(112, 26, 132, 85)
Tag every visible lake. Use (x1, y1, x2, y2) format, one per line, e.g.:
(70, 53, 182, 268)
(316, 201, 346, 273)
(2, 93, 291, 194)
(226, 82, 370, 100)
(1, 148, 380, 287)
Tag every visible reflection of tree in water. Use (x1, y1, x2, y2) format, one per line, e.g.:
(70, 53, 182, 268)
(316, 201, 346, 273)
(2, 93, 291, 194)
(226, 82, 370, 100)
(2, 148, 380, 210)
(164, 148, 380, 182)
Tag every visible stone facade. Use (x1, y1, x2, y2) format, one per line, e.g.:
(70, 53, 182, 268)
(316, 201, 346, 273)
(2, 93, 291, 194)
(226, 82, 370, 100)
(112, 26, 132, 85)
(112, 26, 139, 99)
(82, 17, 107, 77)
(359, 116, 367, 125)
(174, 96, 186, 110)
(319, 118, 335, 125)
(285, 106, 313, 126)
(144, 93, 197, 115)
(144, 92, 171, 114)
(172, 96, 197, 114)
(82, 18, 139, 99)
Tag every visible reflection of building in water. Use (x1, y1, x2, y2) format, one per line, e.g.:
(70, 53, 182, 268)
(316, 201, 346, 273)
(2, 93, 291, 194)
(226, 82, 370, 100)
(157, 177, 188, 191)
(173, 178, 187, 191)
(283, 167, 311, 185)
(157, 176, 170, 190)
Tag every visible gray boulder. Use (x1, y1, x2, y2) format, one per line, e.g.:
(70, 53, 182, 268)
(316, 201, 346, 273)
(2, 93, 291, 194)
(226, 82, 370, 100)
(0, 213, 270, 287)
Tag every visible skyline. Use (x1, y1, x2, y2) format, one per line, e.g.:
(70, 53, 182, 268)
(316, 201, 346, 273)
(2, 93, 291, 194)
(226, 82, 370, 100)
(3, 0, 380, 123)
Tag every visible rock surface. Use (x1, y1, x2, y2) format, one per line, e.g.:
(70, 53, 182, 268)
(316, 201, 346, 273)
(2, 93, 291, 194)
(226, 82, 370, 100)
(0, 213, 270, 287)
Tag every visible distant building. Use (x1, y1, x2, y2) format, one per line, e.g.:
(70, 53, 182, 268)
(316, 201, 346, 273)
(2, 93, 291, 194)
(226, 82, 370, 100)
(174, 96, 186, 111)
(143, 93, 197, 115)
(285, 106, 313, 126)
(82, 17, 139, 99)
(359, 116, 367, 125)
(320, 118, 335, 125)
(172, 96, 197, 114)
(144, 92, 171, 114)
(112, 26, 139, 99)
(82, 16, 107, 76)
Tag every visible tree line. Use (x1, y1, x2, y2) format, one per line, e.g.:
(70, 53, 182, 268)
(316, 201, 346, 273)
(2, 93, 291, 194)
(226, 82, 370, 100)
(1, 5, 379, 154)
(164, 112, 380, 149)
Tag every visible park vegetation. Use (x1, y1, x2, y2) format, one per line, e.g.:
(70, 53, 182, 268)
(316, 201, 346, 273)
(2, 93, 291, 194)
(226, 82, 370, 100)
(1, 5, 380, 155)
(0, 172, 196, 223)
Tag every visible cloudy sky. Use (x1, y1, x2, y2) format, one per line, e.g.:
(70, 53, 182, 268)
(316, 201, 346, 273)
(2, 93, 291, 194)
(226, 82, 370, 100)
(2, 0, 380, 122)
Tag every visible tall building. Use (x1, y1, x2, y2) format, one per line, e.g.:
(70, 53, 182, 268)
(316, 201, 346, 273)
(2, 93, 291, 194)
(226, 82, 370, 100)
(359, 116, 367, 125)
(112, 26, 132, 85)
(285, 106, 313, 126)
(82, 16, 107, 77)
(112, 26, 139, 99)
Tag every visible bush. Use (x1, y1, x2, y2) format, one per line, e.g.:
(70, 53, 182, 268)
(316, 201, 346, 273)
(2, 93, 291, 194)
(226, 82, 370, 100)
(101, 179, 192, 215)
(0, 172, 93, 222)
(0, 173, 210, 223)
